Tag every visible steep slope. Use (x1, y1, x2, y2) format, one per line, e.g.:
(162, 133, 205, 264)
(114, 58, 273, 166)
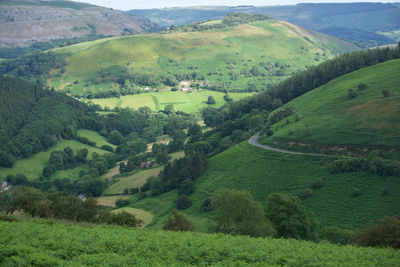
(0, 0, 159, 47)
(259, 59, 400, 155)
(129, 3, 400, 47)
(49, 17, 358, 96)
(1, 219, 399, 266)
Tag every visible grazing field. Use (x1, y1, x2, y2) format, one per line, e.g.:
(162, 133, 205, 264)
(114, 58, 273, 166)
(50, 19, 357, 96)
(184, 142, 400, 230)
(90, 91, 253, 113)
(259, 59, 400, 152)
(77, 129, 116, 149)
(104, 167, 163, 195)
(96, 195, 130, 207)
(111, 207, 154, 227)
(0, 139, 108, 180)
(1, 219, 399, 266)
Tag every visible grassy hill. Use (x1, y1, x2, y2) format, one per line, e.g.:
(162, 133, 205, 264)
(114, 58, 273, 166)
(259, 58, 400, 156)
(0, 0, 159, 48)
(49, 18, 357, 96)
(129, 3, 400, 47)
(1, 219, 399, 266)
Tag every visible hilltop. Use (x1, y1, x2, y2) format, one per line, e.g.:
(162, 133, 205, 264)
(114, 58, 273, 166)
(0, 0, 159, 48)
(129, 2, 400, 47)
(1, 218, 399, 266)
(48, 15, 358, 97)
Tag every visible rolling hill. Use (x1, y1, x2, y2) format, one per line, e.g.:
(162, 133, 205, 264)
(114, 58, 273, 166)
(129, 2, 400, 47)
(259, 58, 400, 156)
(0, 0, 159, 48)
(49, 16, 358, 96)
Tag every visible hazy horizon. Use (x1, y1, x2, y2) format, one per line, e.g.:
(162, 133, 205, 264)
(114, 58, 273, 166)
(76, 0, 396, 11)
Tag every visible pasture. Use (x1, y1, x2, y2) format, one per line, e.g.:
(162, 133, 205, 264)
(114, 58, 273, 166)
(111, 207, 154, 227)
(0, 139, 108, 180)
(90, 91, 253, 113)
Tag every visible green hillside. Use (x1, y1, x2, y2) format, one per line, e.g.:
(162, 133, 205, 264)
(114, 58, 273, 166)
(1, 219, 399, 266)
(259, 58, 400, 155)
(183, 142, 400, 231)
(50, 18, 358, 96)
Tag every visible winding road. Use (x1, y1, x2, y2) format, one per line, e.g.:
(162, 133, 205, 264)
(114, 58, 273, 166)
(248, 133, 321, 156)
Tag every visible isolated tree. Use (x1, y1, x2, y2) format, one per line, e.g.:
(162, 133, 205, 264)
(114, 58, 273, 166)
(212, 188, 276, 237)
(265, 192, 318, 240)
(358, 83, 367, 90)
(348, 89, 357, 99)
(207, 96, 216, 105)
(163, 209, 195, 231)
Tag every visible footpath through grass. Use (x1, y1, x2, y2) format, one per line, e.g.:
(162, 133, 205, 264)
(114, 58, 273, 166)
(1, 219, 399, 266)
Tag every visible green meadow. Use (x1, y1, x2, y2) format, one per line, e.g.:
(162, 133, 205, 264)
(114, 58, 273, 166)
(260, 59, 400, 150)
(50, 20, 357, 95)
(0, 139, 108, 180)
(77, 129, 116, 149)
(90, 91, 253, 113)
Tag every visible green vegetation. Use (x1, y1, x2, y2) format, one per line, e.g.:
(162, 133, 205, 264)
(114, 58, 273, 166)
(130, 3, 400, 47)
(0, 139, 107, 180)
(111, 207, 153, 227)
(50, 17, 357, 96)
(187, 143, 400, 230)
(259, 59, 400, 153)
(1, 219, 399, 266)
(91, 91, 253, 113)
(77, 129, 116, 149)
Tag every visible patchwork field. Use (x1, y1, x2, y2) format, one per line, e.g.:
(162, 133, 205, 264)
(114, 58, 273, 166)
(50, 19, 358, 96)
(259, 59, 400, 152)
(0, 139, 108, 180)
(96, 195, 130, 207)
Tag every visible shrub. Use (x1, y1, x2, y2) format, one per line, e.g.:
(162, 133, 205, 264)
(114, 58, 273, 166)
(348, 89, 357, 99)
(176, 195, 192, 210)
(355, 216, 400, 248)
(163, 209, 195, 231)
(382, 89, 389, 97)
(358, 83, 367, 90)
(305, 128, 313, 136)
(320, 226, 354, 245)
(115, 199, 130, 208)
(298, 188, 313, 200)
(202, 197, 213, 211)
(311, 179, 325, 189)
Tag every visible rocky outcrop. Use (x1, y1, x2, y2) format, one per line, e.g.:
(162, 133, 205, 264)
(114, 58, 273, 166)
(0, 1, 160, 47)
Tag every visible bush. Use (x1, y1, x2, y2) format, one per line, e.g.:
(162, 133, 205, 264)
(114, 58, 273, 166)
(162, 209, 195, 231)
(176, 195, 192, 210)
(298, 188, 313, 200)
(311, 179, 325, 189)
(100, 145, 114, 152)
(355, 216, 400, 248)
(358, 83, 367, 90)
(202, 197, 213, 211)
(115, 199, 130, 208)
(382, 89, 389, 97)
(320, 226, 354, 245)
(305, 128, 313, 136)
(348, 89, 357, 99)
